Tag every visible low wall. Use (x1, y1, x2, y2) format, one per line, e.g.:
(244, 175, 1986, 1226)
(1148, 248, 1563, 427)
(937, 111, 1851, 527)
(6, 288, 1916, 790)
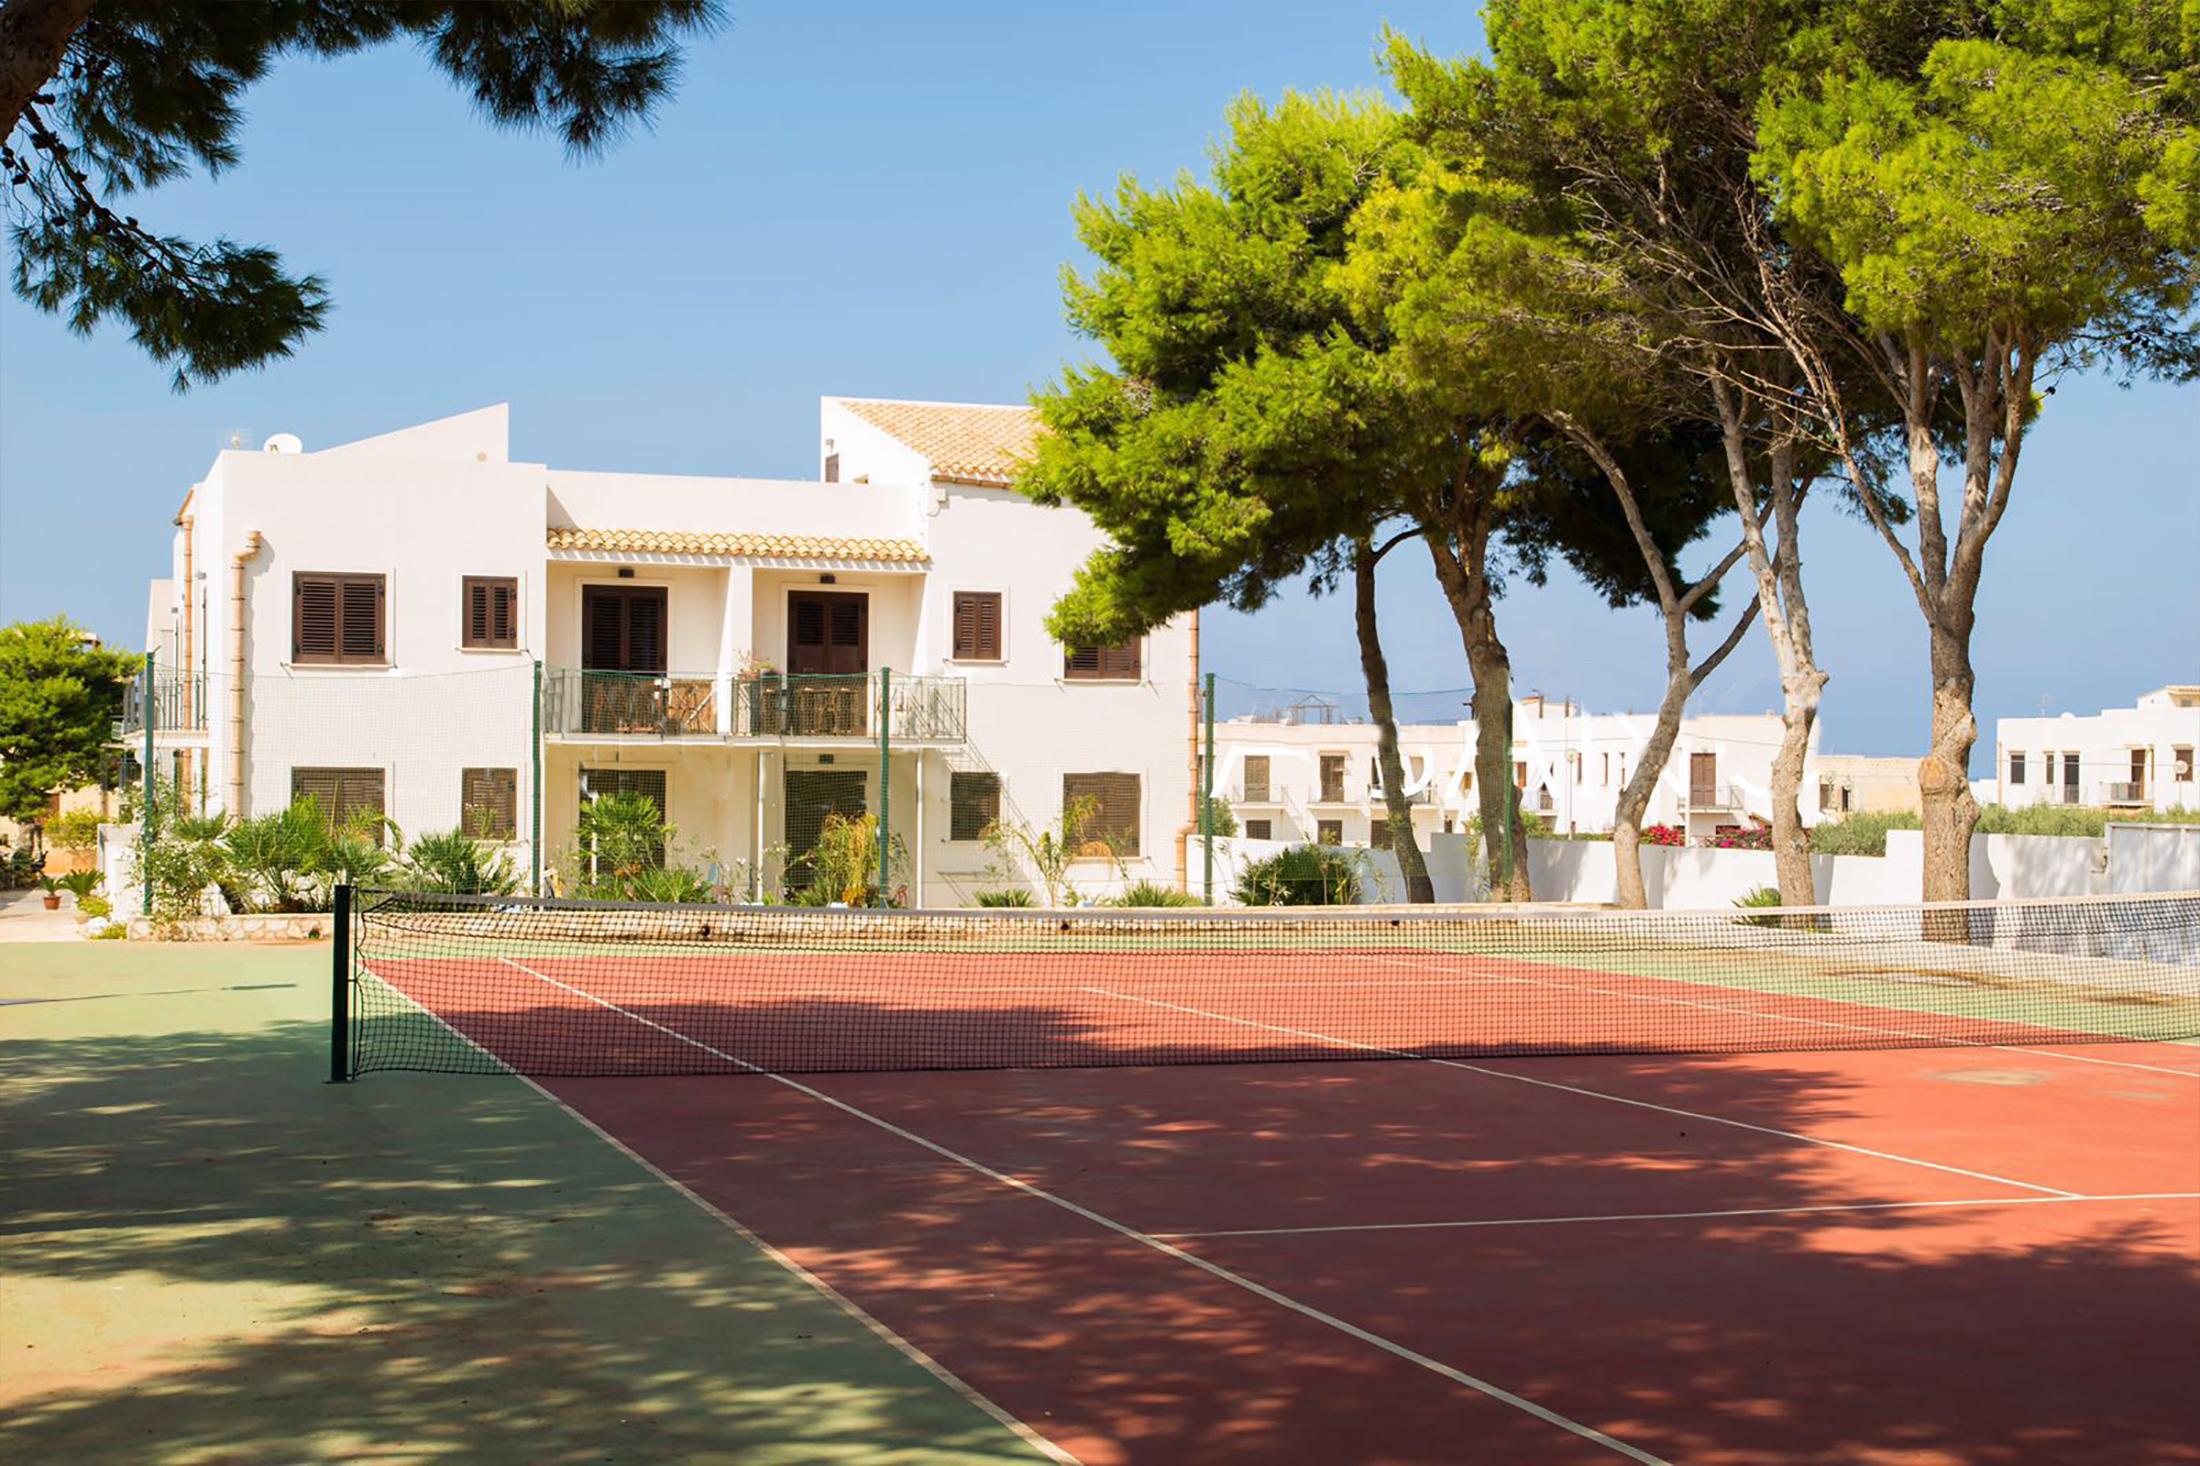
(124, 913, 336, 942)
(2106, 823, 2200, 893)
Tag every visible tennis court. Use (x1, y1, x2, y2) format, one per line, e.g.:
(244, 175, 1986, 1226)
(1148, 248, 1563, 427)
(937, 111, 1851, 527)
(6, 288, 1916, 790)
(346, 891, 2200, 1463)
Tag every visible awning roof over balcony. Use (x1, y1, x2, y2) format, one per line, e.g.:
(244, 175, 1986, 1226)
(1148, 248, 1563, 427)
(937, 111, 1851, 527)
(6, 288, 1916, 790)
(546, 526, 928, 567)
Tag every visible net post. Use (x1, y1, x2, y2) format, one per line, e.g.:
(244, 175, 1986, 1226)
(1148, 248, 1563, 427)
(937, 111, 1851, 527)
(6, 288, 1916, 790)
(329, 883, 352, 1083)
(877, 666, 892, 905)
(1202, 671, 1216, 905)
(140, 651, 155, 917)
(530, 659, 543, 897)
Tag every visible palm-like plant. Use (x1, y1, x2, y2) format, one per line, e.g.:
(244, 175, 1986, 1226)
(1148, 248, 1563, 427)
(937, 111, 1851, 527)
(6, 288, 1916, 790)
(404, 829, 520, 896)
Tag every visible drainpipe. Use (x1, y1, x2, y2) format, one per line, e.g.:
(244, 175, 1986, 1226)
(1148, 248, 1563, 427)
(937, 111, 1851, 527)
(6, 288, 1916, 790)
(228, 532, 263, 816)
(1176, 608, 1201, 892)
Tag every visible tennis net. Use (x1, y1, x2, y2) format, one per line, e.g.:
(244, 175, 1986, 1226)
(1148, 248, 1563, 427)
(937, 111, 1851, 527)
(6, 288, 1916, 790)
(338, 888, 2200, 1080)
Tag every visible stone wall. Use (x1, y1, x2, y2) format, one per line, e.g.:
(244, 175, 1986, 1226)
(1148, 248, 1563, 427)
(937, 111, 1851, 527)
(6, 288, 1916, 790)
(124, 913, 334, 942)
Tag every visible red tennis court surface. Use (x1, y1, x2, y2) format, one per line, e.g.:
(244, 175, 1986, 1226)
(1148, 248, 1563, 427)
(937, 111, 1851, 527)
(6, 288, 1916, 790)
(371, 953, 2200, 1464)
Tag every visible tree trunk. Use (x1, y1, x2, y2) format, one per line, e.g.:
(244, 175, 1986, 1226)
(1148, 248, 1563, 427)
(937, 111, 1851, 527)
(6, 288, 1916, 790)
(1354, 544, 1434, 903)
(1614, 664, 1689, 911)
(1770, 688, 1820, 906)
(1920, 612, 1980, 905)
(1420, 540, 1531, 901)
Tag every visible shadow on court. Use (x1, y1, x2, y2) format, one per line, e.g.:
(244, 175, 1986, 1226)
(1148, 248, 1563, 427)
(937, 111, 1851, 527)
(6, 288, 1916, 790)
(0, 947, 1050, 1465)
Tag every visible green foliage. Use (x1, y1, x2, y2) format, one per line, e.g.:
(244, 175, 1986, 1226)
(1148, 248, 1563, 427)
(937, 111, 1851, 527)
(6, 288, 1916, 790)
(973, 888, 1037, 908)
(43, 807, 103, 851)
(1734, 883, 1785, 928)
(1977, 804, 2200, 837)
(88, 918, 126, 939)
(573, 793, 672, 895)
(0, 619, 138, 820)
(1201, 795, 1239, 839)
(1809, 810, 1922, 856)
(5, 2, 722, 388)
(77, 892, 111, 920)
(55, 869, 100, 901)
(786, 813, 906, 907)
(626, 864, 717, 905)
(36, 874, 60, 895)
(403, 829, 521, 897)
(1234, 845, 1364, 906)
(1106, 880, 1201, 908)
(982, 796, 1103, 907)
(221, 800, 334, 912)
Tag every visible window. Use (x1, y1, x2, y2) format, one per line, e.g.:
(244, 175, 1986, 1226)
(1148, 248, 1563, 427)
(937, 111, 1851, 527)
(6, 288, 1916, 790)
(1063, 772, 1139, 855)
(951, 591, 1003, 661)
(824, 450, 840, 483)
(1370, 817, 1392, 850)
(1242, 756, 1271, 802)
(461, 767, 518, 840)
(1319, 753, 1347, 803)
(1316, 819, 1344, 846)
(1514, 760, 1528, 789)
(462, 576, 519, 650)
(1601, 752, 1611, 786)
(582, 585, 667, 673)
(2175, 746, 2194, 783)
(949, 770, 1000, 841)
(1064, 639, 1140, 681)
(291, 767, 386, 839)
(1244, 818, 1272, 841)
(292, 573, 385, 665)
(1568, 751, 1582, 784)
(2008, 751, 2027, 786)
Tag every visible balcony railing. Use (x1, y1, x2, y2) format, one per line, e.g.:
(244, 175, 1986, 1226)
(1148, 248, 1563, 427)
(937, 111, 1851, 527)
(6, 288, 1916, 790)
(2103, 781, 2149, 805)
(1367, 785, 1436, 805)
(1686, 782, 1744, 810)
(542, 669, 965, 743)
(118, 668, 209, 737)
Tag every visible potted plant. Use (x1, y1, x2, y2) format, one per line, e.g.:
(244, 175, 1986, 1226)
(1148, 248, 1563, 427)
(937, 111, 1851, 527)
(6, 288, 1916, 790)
(57, 870, 101, 912)
(36, 875, 62, 910)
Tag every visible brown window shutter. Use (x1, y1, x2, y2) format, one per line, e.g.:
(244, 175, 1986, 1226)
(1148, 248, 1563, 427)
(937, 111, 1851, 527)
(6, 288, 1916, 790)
(953, 592, 1001, 660)
(293, 767, 386, 841)
(338, 576, 384, 663)
(1064, 645, 1100, 679)
(462, 767, 518, 840)
(462, 576, 519, 649)
(948, 770, 1000, 841)
(294, 576, 339, 662)
(1099, 639, 1140, 680)
(1062, 772, 1139, 855)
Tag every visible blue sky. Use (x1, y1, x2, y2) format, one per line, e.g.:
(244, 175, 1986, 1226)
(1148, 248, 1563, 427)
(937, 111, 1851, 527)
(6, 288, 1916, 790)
(2, 0, 2193, 762)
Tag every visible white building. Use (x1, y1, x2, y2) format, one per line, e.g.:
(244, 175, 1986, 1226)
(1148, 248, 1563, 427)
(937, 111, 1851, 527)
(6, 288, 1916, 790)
(1989, 686, 2200, 813)
(129, 401, 1198, 904)
(1216, 692, 1823, 847)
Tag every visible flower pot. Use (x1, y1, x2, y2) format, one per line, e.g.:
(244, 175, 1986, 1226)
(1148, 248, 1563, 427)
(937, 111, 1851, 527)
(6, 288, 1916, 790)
(41, 894, 61, 910)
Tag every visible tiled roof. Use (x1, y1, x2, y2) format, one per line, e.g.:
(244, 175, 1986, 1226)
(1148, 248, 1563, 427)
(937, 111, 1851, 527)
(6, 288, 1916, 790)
(835, 398, 1040, 486)
(547, 527, 928, 562)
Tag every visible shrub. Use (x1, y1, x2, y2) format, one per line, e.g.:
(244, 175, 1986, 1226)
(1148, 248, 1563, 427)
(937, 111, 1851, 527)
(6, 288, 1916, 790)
(45, 808, 102, 852)
(56, 869, 100, 900)
(1641, 823, 1688, 847)
(1106, 879, 1200, 908)
(785, 813, 907, 907)
(974, 888, 1036, 907)
(1234, 845, 1362, 906)
(626, 864, 716, 904)
(221, 801, 332, 911)
(404, 829, 521, 896)
(1200, 795, 1238, 838)
(1709, 821, 1774, 851)
(574, 793, 673, 892)
(1733, 884, 1783, 927)
(1809, 810, 1920, 857)
(77, 892, 111, 919)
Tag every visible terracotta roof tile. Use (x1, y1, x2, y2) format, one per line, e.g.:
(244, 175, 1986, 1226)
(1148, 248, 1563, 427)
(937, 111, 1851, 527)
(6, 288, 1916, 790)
(836, 399, 1040, 486)
(547, 527, 927, 562)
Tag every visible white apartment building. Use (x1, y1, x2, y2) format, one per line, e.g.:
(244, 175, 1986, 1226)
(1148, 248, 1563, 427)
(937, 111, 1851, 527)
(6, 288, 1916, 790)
(1989, 686, 2200, 813)
(129, 401, 1197, 904)
(1217, 692, 1823, 847)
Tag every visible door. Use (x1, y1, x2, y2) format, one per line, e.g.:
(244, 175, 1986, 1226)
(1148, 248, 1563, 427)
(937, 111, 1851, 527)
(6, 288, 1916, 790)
(2063, 752, 2080, 803)
(1689, 752, 1717, 804)
(785, 592, 869, 735)
(581, 585, 668, 734)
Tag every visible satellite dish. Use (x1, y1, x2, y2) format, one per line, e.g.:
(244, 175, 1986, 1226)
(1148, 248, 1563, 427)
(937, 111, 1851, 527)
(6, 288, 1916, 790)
(263, 433, 304, 454)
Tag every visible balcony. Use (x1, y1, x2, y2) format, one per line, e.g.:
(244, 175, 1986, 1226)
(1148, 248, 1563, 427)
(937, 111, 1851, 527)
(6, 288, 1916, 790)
(2103, 781, 2150, 806)
(117, 668, 209, 740)
(541, 669, 965, 744)
(1367, 785, 1436, 806)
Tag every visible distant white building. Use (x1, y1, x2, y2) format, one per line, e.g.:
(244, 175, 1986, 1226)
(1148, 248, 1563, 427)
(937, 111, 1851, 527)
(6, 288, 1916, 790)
(1989, 686, 2200, 813)
(129, 401, 1198, 904)
(1215, 691, 1824, 847)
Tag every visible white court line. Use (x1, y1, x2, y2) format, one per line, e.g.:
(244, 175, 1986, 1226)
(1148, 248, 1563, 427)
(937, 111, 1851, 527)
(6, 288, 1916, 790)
(1084, 987, 2082, 1200)
(493, 957, 1670, 1465)
(1364, 951, 2200, 1080)
(1152, 1192, 2200, 1241)
(358, 963, 1076, 1465)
